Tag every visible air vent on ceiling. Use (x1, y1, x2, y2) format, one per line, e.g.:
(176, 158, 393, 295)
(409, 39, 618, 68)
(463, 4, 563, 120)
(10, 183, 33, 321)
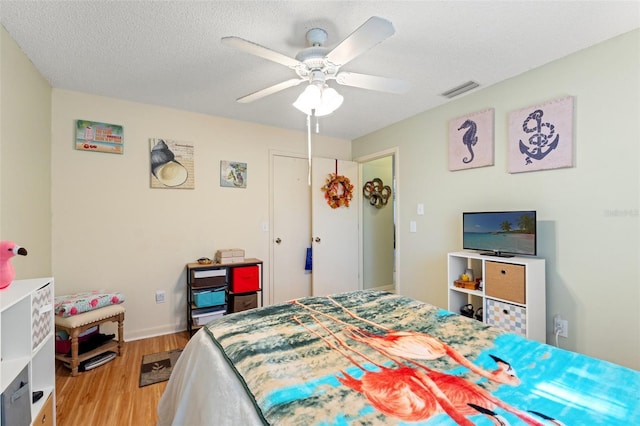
(441, 81, 480, 98)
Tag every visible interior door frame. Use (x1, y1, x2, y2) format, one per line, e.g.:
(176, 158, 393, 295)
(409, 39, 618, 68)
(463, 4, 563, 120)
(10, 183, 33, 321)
(355, 147, 400, 294)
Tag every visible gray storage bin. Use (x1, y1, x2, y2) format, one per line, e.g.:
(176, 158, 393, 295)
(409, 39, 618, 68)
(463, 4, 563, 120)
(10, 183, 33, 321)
(1, 365, 31, 426)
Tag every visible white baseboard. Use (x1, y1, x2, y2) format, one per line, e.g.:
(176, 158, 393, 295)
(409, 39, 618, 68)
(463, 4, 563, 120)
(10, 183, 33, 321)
(123, 324, 186, 342)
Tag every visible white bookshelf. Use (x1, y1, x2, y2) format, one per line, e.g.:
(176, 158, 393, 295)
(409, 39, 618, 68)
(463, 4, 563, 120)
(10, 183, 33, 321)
(1, 277, 55, 425)
(447, 251, 546, 343)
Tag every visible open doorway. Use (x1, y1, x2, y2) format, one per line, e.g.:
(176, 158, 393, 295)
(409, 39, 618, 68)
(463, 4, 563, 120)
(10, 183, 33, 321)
(356, 148, 399, 293)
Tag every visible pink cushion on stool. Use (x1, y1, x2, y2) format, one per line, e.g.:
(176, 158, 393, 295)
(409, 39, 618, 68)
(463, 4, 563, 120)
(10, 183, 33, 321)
(54, 291, 125, 317)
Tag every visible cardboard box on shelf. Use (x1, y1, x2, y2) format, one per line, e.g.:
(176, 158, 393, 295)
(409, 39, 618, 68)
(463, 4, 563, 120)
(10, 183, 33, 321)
(215, 248, 245, 264)
(219, 256, 245, 264)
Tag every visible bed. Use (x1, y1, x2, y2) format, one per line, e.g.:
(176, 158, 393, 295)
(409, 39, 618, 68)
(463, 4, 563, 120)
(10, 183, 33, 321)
(158, 290, 640, 425)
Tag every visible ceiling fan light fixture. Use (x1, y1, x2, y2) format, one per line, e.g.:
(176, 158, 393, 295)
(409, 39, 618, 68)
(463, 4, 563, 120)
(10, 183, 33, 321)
(293, 84, 343, 117)
(293, 84, 322, 113)
(317, 87, 343, 116)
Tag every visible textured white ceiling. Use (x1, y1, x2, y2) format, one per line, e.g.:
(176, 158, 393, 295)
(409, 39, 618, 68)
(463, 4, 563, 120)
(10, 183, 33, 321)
(1, 1, 638, 140)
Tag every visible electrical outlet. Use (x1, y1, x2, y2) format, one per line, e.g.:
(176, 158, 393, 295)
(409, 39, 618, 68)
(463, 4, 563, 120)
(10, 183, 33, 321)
(155, 290, 166, 304)
(554, 315, 568, 338)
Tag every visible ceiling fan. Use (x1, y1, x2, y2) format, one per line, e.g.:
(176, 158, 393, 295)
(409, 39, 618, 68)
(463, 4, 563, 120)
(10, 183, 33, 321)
(221, 16, 408, 116)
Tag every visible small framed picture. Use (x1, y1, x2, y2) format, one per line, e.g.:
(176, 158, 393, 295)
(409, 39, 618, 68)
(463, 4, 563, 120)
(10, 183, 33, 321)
(75, 120, 123, 154)
(220, 161, 247, 188)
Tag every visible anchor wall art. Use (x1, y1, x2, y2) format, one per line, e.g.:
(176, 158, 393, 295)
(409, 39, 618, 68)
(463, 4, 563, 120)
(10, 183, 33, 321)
(508, 96, 574, 173)
(448, 108, 494, 171)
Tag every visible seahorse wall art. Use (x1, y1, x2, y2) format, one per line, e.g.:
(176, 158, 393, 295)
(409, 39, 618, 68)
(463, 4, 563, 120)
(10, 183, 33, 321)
(448, 108, 495, 171)
(508, 96, 574, 173)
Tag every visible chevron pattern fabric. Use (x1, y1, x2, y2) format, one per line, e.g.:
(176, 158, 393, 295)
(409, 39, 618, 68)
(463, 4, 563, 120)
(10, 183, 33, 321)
(32, 284, 53, 350)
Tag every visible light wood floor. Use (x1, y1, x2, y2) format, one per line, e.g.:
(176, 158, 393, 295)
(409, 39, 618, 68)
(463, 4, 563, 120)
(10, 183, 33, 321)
(55, 331, 190, 426)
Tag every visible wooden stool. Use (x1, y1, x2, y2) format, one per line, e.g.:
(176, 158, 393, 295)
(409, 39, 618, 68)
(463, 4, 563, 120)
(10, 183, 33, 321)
(54, 304, 125, 376)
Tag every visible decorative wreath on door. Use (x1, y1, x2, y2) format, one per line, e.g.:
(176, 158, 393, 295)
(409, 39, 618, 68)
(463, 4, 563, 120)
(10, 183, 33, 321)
(321, 173, 354, 209)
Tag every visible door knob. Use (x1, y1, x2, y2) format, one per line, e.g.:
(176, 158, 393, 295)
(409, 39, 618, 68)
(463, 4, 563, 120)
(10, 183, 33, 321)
(314, 237, 321, 243)
(275, 238, 282, 244)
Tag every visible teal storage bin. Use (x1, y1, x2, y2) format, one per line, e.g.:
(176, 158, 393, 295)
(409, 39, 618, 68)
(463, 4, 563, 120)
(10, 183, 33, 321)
(192, 287, 226, 308)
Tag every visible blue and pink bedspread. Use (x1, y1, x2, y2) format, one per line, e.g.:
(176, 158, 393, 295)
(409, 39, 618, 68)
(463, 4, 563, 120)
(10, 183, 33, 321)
(198, 290, 639, 425)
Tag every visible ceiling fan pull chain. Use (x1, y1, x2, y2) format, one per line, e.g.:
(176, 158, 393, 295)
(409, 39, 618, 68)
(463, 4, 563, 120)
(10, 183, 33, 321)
(307, 114, 312, 186)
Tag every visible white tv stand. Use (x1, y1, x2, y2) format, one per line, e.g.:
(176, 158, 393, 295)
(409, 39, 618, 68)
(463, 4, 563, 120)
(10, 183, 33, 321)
(447, 251, 546, 342)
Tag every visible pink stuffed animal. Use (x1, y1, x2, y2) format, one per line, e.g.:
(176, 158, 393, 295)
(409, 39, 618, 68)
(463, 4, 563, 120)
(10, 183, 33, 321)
(0, 241, 28, 289)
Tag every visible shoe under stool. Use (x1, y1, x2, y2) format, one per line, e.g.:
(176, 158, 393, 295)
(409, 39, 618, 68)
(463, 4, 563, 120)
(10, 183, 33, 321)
(54, 304, 125, 376)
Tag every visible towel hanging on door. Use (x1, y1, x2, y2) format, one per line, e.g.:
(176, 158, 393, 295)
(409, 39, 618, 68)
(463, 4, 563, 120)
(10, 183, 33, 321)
(305, 247, 312, 271)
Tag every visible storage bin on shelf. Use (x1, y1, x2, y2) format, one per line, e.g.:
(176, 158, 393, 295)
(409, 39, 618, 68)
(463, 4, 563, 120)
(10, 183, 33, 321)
(485, 298, 527, 336)
(1, 365, 31, 426)
(229, 293, 258, 312)
(191, 268, 226, 288)
(230, 265, 260, 293)
(192, 287, 226, 308)
(192, 306, 225, 326)
(55, 325, 98, 354)
(485, 261, 526, 304)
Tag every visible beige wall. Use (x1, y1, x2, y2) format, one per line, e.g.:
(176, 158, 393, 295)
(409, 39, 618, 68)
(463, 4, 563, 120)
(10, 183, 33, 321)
(0, 26, 52, 278)
(353, 30, 640, 370)
(51, 89, 350, 340)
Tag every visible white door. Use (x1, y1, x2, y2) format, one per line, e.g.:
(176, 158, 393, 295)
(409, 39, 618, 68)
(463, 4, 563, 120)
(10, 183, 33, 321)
(272, 155, 311, 303)
(311, 157, 359, 296)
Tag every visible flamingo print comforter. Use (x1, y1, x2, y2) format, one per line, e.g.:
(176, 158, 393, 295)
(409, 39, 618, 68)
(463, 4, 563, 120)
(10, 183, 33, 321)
(168, 291, 640, 425)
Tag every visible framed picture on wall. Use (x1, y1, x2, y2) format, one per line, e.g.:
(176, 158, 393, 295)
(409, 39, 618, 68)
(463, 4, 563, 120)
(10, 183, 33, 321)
(448, 108, 494, 171)
(508, 96, 574, 173)
(220, 161, 247, 188)
(149, 138, 194, 189)
(75, 120, 123, 154)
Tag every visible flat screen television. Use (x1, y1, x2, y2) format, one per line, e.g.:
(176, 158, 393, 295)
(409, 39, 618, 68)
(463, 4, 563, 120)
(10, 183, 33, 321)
(463, 211, 537, 257)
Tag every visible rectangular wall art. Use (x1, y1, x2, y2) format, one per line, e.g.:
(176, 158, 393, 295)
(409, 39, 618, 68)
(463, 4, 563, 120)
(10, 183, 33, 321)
(75, 120, 123, 154)
(150, 138, 194, 189)
(220, 161, 247, 188)
(508, 96, 574, 173)
(448, 108, 494, 171)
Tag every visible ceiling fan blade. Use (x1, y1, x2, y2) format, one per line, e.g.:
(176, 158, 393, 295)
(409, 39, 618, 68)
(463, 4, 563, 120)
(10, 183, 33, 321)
(221, 36, 302, 68)
(335, 72, 409, 94)
(325, 16, 395, 67)
(236, 78, 305, 103)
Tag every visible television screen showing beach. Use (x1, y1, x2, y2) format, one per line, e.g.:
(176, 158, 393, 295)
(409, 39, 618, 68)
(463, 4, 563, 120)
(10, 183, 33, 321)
(463, 211, 536, 255)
